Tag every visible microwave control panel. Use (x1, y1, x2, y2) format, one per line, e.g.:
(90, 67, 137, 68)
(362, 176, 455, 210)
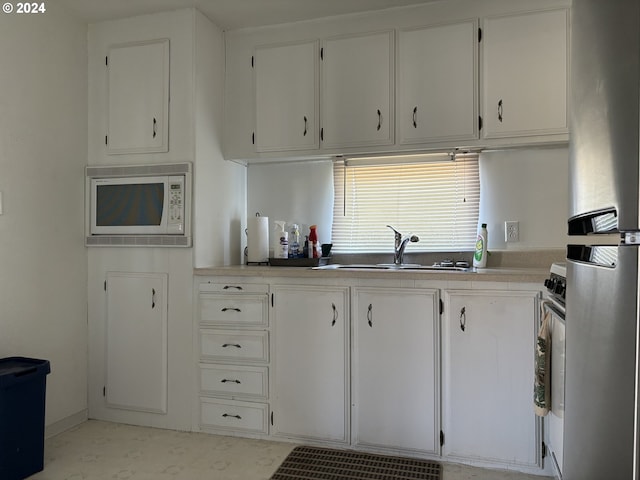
(167, 175, 185, 233)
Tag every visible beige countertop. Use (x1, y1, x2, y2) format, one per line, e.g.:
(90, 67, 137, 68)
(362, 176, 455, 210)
(194, 264, 549, 283)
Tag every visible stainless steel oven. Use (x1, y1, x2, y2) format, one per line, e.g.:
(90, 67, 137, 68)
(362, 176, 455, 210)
(543, 262, 566, 479)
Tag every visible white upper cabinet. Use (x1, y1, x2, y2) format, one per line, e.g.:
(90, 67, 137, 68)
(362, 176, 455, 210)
(481, 9, 569, 139)
(321, 31, 394, 149)
(254, 40, 319, 152)
(398, 20, 478, 145)
(107, 39, 169, 154)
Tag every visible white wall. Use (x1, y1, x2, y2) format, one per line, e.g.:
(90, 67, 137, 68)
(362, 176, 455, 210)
(0, 5, 88, 430)
(194, 10, 247, 268)
(247, 160, 334, 252)
(247, 148, 569, 252)
(479, 147, 568, 250)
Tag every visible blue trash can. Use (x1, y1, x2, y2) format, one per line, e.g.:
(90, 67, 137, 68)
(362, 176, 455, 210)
(0, 357, 51, 480)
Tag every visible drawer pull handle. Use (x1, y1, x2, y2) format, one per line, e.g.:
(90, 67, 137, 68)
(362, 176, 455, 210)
(221, 307, 241, 313)
(460, 306, 466, 332)
(222, 413, 242, 420)
(367, 303, 373, 328)
(412, 106, 418, 128)
(223, 285, 243, 291)
(331, 302, 338, 326)
(497, 99, 503, 123)
(221, 379, 241, 384)
(222, 343, 242, 348)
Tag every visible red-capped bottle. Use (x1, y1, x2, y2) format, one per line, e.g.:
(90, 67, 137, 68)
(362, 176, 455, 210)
(308, 225, 320, 258)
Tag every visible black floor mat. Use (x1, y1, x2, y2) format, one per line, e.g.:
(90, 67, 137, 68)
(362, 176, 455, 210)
(271, 445, 442, 480)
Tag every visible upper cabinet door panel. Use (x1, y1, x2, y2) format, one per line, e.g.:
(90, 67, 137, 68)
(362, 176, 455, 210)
(321, 31, 394, 149)
(254, 40, 319, 152)
(398, 20, 478, 145)
(107, 39, 169, 154)
(482, 9, 569, 139)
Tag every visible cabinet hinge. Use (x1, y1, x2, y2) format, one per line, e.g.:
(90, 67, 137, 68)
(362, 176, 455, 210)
(251, 55, 254, 68)
(478, 27, 482, 43)
(478, 116, 483, 131)
(542, 441, 547, 458)
(271, 293, 274, 307)
(105, 56, 108, 66)
(320, 47, 324, 60)
(439, 298, 444, 315)
(440, 430, 445, 447)
(252, 132, 255, 145)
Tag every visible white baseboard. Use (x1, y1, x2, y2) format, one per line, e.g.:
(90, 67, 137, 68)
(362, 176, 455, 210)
(45, 409, 88, 438)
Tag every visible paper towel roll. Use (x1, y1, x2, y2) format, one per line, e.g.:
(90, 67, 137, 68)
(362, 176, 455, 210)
(247, 216, 269, 263)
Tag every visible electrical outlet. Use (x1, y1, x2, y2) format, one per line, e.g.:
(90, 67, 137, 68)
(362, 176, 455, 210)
(505, 221, 519, 242)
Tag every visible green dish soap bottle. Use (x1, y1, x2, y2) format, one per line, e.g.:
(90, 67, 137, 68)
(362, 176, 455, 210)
(473, 223, 488, 268)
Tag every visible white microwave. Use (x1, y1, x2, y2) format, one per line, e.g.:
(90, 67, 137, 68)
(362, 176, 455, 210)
(86, 163, 191, 247)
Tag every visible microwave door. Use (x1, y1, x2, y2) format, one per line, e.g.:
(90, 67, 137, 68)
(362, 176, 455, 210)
(91, 177, 168, 235)
(569, 0, 640, 230)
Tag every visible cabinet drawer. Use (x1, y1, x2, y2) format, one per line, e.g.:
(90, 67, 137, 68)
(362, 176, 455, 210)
(200, 364, 268, 400)
(200, 397, 268, 434)
(199, 293, 268, 327)
(199, 283, 269, 295)
(200, 330, 269, 363)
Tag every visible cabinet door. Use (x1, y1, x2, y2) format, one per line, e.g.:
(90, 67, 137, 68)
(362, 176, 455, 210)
(321, 31, 394, 148)
(254, 41, 319, 152)
(482, 9, 568, 139)
(442, 290, 540, 467)
(271, 285, 349, 443)
(107, 39, 169, 154)
(353, 287, 439, 454)
(106, 272, 168, 413)
(398, 20, 478, 144)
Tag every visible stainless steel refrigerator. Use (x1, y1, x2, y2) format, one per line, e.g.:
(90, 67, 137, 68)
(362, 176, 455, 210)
(566, 0, 640, 479)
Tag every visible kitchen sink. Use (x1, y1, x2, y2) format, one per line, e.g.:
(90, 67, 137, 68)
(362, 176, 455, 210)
(313, 263, 474, 272)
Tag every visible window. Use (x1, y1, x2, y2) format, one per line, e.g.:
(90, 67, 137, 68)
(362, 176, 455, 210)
(331, 154, 480, 253)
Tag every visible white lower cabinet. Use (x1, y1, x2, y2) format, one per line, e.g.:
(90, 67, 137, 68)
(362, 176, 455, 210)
(195, 276, 544, 472)
(105, 272, 168, 414)
(196, 281, 270, 435)
(352, 287, 440, 454)
(270, 285, 349, 443)
(441, 290, 541, 468)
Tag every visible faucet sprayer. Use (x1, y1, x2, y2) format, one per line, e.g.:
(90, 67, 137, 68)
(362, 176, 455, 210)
(386, 225, 419, 265)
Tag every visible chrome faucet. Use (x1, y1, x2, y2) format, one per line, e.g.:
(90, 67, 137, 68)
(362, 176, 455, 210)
(386, 225, 419, 265)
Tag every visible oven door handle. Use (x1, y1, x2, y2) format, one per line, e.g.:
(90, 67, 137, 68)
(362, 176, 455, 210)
(542, 299, 565, 320)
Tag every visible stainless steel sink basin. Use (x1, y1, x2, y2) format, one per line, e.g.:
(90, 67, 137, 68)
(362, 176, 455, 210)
(313, 263, 473, 272)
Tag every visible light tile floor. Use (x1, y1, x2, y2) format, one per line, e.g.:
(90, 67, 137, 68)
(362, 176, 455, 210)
(29, 420, 552, 480)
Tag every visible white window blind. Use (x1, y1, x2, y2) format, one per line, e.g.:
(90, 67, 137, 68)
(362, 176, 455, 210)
(332, 154, 480, 253)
